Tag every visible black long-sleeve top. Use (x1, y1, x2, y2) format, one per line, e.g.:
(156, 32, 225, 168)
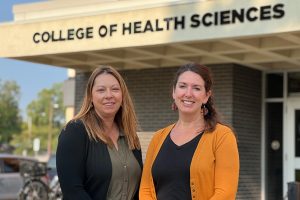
(56, 120, 143, 200)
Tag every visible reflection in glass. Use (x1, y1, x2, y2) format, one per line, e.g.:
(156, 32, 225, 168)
(266, 103, 283, 199)
(266, 73, 283, 98)
(288, 72, 300, 96)
(296, 110, 300, 157)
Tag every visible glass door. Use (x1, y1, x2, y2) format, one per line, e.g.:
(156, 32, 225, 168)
(266, 102, 283, 199)
(284, 99, 300, 195)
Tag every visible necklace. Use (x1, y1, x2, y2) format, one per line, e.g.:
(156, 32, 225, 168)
(171, 123, 205, 146)
(194, 127, 206, 135)
(173, 122, 206, 136)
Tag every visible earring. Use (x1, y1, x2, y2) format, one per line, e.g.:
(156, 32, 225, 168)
(172, 101, 178, 111)
(201, 103, 208, 116)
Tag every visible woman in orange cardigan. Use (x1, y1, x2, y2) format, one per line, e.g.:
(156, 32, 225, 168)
(139, 63, 239, 200)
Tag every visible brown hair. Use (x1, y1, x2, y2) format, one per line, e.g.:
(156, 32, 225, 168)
(72, 66, 140, 149)
(172, 63, 220, 131)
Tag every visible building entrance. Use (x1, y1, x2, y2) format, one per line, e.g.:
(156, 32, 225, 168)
(265, 72, 300, 199)
(284, 99, 300, 196)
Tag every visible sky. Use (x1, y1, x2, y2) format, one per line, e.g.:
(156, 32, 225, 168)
(0, 0, 67, 119)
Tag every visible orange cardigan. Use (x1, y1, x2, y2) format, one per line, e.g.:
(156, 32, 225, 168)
(139, 123, 239, 200)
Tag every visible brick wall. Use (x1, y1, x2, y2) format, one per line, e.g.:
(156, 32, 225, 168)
(232, 65, 262, 199)
(210, 65, 234, 124)
(74, 70, 90, 114)
(120, 68, 178, 131)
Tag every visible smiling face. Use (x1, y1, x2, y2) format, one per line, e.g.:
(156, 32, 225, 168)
(92, 73, 122, 119)
(173, 71, 211, 115)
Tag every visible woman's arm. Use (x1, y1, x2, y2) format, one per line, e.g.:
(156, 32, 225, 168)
(56, 121, 92, 200)
(139, 134, 158, 200)
(210, 130, 240, 200)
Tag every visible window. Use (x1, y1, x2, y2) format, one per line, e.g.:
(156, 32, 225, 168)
(266, 73, 283, 98)
(3, 158, 20, 173)
(288, 72, 300, 96)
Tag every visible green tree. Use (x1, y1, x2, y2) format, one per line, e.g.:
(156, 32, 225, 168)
(11, 83, 65, 155)
(0, 79, 22, 143)
(28, 83, 65, 154)
(27, 83, 65, 127)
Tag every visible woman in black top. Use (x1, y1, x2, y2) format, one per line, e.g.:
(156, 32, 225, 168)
(56, 66, 142, 200)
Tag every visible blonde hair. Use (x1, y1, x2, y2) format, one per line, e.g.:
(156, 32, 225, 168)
(72, 66, 140, 149)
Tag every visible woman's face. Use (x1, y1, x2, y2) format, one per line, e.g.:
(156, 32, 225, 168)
(173, 71, 211, 115)
(92, 73, 122, 119)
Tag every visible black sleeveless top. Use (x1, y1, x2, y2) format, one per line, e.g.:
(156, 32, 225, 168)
(152, 132, 203, 200)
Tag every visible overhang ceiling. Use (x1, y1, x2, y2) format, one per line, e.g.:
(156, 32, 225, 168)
(14, 31, 300, 71)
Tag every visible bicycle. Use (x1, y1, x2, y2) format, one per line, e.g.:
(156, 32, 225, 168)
(18, 161, 62, 200)
(48, 175, 62, 200)
(18, 160, 49, 200)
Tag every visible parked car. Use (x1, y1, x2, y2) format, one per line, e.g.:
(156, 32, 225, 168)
(47, 154, 57, 182)
(0, 154, 40, 200)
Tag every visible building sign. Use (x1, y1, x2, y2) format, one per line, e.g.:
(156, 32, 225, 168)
(0, 0, 299, 57)
(32, 3, 285, 44)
